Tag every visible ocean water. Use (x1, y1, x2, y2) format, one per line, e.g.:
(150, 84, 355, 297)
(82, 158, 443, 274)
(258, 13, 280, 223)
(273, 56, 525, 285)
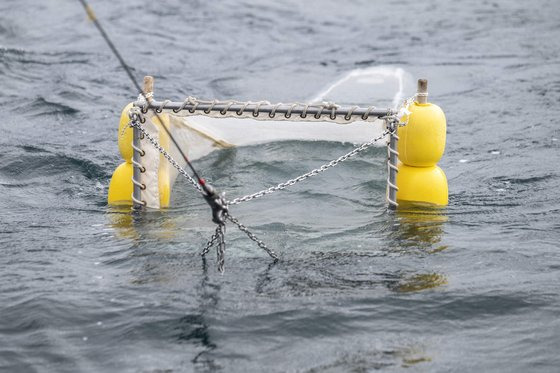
(1, 0, 560, 372)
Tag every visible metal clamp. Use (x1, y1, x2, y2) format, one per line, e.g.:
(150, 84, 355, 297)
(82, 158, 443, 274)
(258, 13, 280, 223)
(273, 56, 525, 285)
(201, 183, 229, 225)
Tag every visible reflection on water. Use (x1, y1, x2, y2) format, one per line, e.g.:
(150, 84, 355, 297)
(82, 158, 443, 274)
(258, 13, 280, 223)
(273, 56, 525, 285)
(105, 207, 196, 287)
(105, 203, 450, 368)
(392, 273, 448, 293)
(401, 356, 432, 368)
(191, 257, 220, 371)
(106, 206, 185, 242)
(106, 206, 139, 240)
(386, 204, 450, 292)
(390, 203, 449, 254)
(305, 345, 431, 372)
(109, 206, 221, 369)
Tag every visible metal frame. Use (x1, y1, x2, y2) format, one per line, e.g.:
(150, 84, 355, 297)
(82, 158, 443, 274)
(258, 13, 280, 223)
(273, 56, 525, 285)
(130, 96, 401, 209)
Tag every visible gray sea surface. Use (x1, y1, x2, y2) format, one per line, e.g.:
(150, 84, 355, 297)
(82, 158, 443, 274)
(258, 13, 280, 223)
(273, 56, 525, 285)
(1, 0, 560, 372)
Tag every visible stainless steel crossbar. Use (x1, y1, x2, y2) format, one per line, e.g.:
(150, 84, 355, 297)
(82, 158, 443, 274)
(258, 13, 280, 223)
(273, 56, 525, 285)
(143, 99, 395, 122)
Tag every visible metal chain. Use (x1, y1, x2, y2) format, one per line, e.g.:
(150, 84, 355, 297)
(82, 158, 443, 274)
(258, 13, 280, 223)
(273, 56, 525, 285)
(216, 224, 226, 273)
(201, 214, 276, 272)
(201, 225, 222, 256)
(226, 213, 279, 260)
(228, 127, 391, 205)
(200, 224, 227, 273)
(129, 121, 203, 194)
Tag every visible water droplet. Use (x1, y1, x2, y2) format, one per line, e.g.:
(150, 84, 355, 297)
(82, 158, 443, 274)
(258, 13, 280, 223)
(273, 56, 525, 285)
(490, 150, 500, 155)
(459, 159, 468, 163)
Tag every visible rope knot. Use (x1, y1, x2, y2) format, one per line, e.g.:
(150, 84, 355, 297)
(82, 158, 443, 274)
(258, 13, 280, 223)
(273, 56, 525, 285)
(317, 101, 335, 109)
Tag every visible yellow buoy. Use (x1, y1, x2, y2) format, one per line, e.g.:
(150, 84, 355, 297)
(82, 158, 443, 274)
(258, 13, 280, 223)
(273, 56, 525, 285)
(107, 161, 133, 205)
(108, 77, 173, 208)
(396, 162, 448, 206)
(108, 103, 135, 206)
(117, 102, 134, 162)
(396, 79, 448, 207)
(398, 102, 446, 167)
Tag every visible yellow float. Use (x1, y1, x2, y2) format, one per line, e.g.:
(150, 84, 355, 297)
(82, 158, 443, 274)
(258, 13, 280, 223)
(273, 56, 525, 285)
(108, 77, 173, 208)
(396, 79, 448, 206)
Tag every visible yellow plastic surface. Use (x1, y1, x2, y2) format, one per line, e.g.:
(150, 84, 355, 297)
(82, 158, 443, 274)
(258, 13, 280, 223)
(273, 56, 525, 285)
(398, 102, 446, 167)
(153, 114, 172, 208)
(396, 163, 448, 206)
(107, 162, 133, 205)
(118, 103, 134, 162)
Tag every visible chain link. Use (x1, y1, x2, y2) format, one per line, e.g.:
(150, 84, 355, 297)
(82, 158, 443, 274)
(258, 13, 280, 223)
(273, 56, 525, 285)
(216, 224, 226, 273)
(200, 213, 277, 272)
(226, 214, 278, 260)
(201, 225, 221, 257)
(228, 128, 391, 205)
(200, 224, 227, 273)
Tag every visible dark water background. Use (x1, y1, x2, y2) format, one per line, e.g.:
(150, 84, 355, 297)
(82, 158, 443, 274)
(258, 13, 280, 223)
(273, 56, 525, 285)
(1, 0, 560, 372)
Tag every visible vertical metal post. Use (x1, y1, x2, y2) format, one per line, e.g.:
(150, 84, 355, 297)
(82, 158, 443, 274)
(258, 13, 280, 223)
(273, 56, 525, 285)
(386, 119, 399, 209)
(416, 78, 428, 104)
(131, 76, 154, 209)
(132, 125, 143, 209)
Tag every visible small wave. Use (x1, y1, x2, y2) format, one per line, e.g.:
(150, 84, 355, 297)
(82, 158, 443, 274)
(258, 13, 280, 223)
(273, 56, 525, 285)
(492, 174, 555, 185)
(0, 145, 109, 181)
(0, 47, 90, 66)
(15, 97, 79, 118)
